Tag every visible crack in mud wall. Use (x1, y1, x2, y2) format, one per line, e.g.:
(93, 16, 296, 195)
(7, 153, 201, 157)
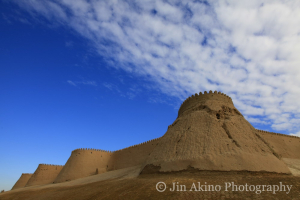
(222, 123, 241, 148)
(254, 132, 281, 159)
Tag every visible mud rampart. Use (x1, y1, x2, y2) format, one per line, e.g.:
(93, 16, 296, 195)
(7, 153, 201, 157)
(256, 129, 300, 159)
(25, 164, 63, 187)
(11, 173, 32, 190)
(54, 149, 112, 183)
(108, 137, 162, 171)
(11, 91, 300, 188)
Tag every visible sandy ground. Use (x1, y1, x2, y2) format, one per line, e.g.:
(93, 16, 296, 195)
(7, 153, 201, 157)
(1, 166, 300, 200)
(283, 158, 300, 177)
(6, 165, 143, 193)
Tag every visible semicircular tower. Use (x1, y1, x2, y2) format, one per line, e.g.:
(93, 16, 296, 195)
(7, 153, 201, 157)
(143, 91, 291, 174)
(54, 149, 112, 183)
(25, 164, 64, 187)
(11, 173, 32, 190)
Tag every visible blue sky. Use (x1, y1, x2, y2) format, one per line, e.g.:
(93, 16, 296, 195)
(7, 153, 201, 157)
(1, 0, 300, 191)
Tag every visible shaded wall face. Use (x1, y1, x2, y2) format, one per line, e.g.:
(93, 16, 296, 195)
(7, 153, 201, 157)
(54, 150, 112, 183)
(11, 174, 32, 190)
(258, 131, 300, 159)
(25, 165, 64, 187)
(107, 139, 160, 171)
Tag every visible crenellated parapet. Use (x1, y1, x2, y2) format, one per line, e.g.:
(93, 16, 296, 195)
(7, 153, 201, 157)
(70, 137, 163, 153)
(256, 129, 300, 139)
(38, 164, 64, 167)
(71, 148, 113, 153)
(113, 136, 163, 152)
(178, 90, 233, 118)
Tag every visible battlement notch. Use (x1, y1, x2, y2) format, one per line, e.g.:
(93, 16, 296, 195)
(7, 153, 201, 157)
(178, 90, 234, 118)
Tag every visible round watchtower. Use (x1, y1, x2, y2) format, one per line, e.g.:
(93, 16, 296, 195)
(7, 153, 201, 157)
(178, 90, 234, 118)
(144, 90, 291, 174)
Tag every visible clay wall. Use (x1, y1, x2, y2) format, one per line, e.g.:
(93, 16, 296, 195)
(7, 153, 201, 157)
(11, 173, 32, 190)
(107, 137, 162, 171)
(256, 129, 300, 159)
(178, 90, 233, 118)
(54, 149, 112, 183)
(11, 90, 300, 187)
(25, 164, 63, 187)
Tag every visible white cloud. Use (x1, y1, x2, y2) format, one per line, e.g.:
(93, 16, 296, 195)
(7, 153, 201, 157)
(102, 82, 140, 100)
(103, 82, 117, 91)
(245, 116, 269, 125)
(81, 81, 97, 86)
(67, 80, 76, 86)
(12, 0, 300, 133)
(290, 131, 300, 138)
(67, 80, 97, 87)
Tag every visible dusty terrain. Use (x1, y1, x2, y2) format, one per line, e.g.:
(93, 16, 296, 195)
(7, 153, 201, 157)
(1, 166, 299, 200)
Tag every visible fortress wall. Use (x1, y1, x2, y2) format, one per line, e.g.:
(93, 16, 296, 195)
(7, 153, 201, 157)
(54, 149, 112, 183)
(256, 129, 300, 159)
(11, 173, 32, 190)
(10, 90, 300, 186)
(25, 164, 64, 187)
(55, 137, 163, 183)
(107, 137, 162, 171)
(178, 90, 233, 118)
(143, 92, 291, 174)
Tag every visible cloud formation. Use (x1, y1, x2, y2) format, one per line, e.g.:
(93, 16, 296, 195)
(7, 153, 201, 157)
(67, 80, 77, 86)
(290, 131, 300, 138)
(12, 0, 300, 134)
(67, 80, 97, 87)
